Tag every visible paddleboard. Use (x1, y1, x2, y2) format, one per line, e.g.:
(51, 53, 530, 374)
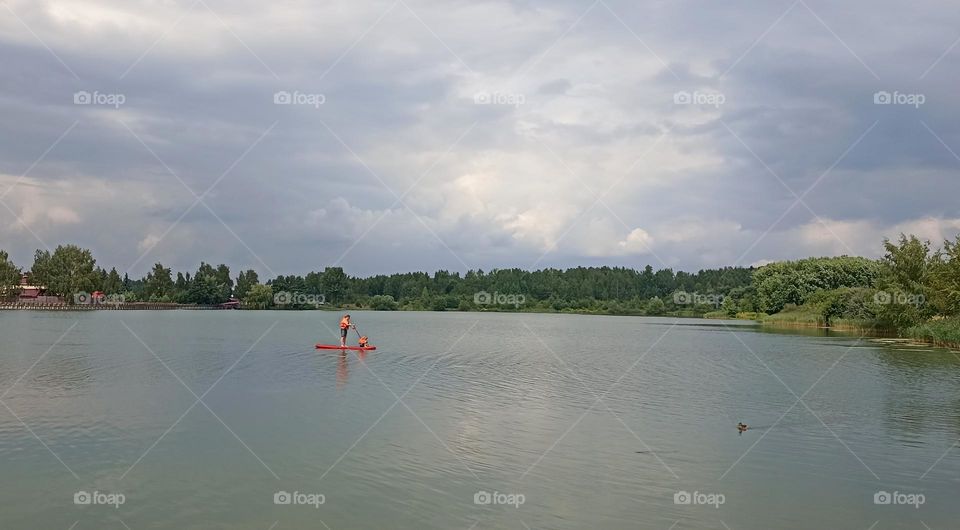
(315, 344, 377, 351)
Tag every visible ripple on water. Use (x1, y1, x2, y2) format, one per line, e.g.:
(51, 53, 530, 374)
(2, 312, 960, 529)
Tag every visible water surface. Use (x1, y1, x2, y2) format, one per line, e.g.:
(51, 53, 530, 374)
(1, 311, 958, 529)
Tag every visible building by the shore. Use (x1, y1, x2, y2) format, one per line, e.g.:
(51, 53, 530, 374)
(12, 273, 63, 304)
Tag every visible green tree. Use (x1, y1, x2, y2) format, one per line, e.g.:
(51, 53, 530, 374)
(144, 263, 174, 300)
(881, 234, 931, 291)
(754, 256, 881, 313)
(120, 290, 139, 303)
(370, 294, 398, 310)
(173, 272, 190, 299)
(182, 276, 222, 304)
(645, 296, 665, 315)
(245, 284, 273, 309)
(235, 269, 259, 300)
(877, 234, 935, 326)
(215, 264, 233, 300)
(721, 295, 738, 317)
(805, 287, 880, 325)
(94, 267, 107, 292)
(321, 267, 348, 304)
(185, 262, 231, 304)
(30, 245, 99, 302)
(931, 235, 960, 315)
(103, 267, 123, 294)
(0, 250, 21, 299)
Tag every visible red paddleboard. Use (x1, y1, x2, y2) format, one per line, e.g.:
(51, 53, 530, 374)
(316, 344, 377, 351)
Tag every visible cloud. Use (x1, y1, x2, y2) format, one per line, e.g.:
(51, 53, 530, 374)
(0, 0, 957, 277)
(618, 228, 654, 254)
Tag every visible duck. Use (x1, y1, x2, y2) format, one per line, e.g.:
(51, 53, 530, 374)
(737, 422, 749, 433)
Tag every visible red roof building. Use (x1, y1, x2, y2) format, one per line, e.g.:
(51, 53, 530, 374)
(15, 273, 63, 304)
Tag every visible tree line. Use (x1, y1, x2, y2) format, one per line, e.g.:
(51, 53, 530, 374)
(756, 234, 960, 332)
(0, 245, 753, 314)
(1, 233, 957, 337)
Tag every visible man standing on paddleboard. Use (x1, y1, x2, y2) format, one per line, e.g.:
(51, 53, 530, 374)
(339, 314, 354, 348)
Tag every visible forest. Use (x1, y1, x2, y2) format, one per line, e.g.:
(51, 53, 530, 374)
(0, 247, 752, 315)
(2, 233, 959, 345)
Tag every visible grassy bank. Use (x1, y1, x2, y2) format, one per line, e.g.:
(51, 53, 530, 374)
(703, 310, 764, 320)
(905, 318, 960, 349)
(761, 302, 957, 346)
(762, 305, 892, 334)
(762, 304, 827, 327)
(827, 318, 888, 334)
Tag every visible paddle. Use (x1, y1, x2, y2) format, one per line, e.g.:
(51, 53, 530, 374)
(352, 323, 371, 347)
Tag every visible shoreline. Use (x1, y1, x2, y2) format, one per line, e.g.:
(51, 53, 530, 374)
(761, 318, 960, 350)
(6, 302, 957, 350)
(0, 302, 233, 311)
(0, 303, 712, 317)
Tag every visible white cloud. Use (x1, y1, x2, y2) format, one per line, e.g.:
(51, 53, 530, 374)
(618, 227, 654, 253)
(0, 0, 958, 277)
(792, 216, 960, 258)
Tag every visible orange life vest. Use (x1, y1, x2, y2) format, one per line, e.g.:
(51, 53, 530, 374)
(340, 317, 350, 329)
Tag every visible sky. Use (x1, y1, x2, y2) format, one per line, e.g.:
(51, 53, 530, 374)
(1, 0, 959, 279)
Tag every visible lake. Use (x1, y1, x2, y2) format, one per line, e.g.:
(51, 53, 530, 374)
(1, 311, 958, 529)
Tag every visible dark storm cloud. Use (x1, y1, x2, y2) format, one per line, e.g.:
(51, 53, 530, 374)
(1, 0, 958, 276)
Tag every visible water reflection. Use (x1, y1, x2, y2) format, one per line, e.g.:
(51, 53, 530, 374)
(0, 342, 95, 395)
(3, 312, 960, 529)
(874, 346, 960, 441)
(334, 350, 368, 389)
(753, 325, 860, 339)
(30, 355, 94, 392)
